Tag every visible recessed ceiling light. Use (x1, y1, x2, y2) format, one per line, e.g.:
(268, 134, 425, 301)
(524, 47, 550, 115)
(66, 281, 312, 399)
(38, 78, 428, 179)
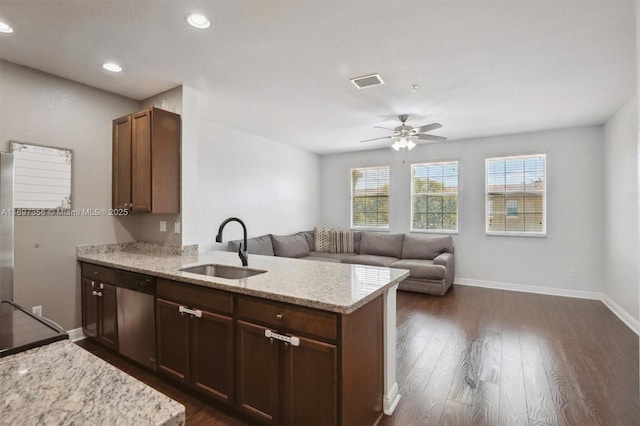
(187, 13, 211, 29)
(102, 62, 122, 73)
(0, 21, 14, 34)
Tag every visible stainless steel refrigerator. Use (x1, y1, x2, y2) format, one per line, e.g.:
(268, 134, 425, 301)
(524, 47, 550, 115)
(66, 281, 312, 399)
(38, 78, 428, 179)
(0, 152, 13, 302)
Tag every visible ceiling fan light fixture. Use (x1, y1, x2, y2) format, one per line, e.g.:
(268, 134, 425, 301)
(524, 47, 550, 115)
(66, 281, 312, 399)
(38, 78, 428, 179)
(407, 140, 416, 150)
(391, 141, 401, 151)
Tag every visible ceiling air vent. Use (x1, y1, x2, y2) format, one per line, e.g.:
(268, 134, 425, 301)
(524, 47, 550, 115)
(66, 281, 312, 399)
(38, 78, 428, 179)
(350, 73, 384, 89)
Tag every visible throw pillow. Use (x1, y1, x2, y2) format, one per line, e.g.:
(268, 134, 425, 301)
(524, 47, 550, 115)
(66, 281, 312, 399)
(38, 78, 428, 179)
(328, 230, 355, 253)
(314, 227, 333, 252)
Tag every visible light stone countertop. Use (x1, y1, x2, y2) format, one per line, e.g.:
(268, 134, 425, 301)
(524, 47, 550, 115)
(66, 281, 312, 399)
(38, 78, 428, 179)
(0, 340, 185, 426)
(77, 247, 409, 314)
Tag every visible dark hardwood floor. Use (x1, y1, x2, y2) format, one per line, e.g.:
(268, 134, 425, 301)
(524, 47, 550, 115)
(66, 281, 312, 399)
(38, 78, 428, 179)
(76, 286, 640, 425)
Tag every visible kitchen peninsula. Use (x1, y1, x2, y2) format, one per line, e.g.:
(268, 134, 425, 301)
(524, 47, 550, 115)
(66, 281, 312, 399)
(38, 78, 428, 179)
(77, 243, 409, 425)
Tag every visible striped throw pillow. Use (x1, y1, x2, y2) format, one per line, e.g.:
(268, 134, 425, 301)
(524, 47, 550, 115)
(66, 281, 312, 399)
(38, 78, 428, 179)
(328, 230, 355, 253)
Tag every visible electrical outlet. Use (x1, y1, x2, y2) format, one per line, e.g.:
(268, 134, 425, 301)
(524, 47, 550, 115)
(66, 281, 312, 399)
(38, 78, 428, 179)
(32, 305, 42, 316)
(160, 221, 167, 232)
(569, 269, 577, 278)
(174, 222, 181, 234)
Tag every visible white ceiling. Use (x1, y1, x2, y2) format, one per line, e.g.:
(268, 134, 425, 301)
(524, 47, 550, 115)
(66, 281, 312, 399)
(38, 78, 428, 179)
(0, 0, 635, 154)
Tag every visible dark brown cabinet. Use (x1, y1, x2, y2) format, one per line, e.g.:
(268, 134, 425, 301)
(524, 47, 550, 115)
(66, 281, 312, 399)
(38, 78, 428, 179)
(81, 276, 118, 350)
(236, 320, 280, 423)
(156, 280, 234, 404)
(112, 107, 180, 213)
(236, 296, 338, 426)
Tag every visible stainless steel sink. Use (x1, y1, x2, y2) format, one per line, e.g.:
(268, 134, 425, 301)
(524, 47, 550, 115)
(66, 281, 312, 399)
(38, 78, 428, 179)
(179, 264, 266, 280)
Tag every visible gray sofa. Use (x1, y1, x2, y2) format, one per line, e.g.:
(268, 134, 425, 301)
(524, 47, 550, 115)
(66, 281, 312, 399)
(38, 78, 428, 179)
(228, 230, 455, 296)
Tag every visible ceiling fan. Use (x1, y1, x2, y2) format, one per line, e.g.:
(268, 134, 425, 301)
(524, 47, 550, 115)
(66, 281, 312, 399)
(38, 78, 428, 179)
(360, 115, 447, 151)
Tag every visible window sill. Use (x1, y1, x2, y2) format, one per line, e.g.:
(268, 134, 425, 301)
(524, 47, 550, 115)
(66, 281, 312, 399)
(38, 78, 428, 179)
(350, 227, 389, 232)
(485, 231, 546, 238)
(410, 229, 459, 235)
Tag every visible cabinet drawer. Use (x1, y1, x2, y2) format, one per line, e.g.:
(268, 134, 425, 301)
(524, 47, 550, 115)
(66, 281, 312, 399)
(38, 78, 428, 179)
(157, 279, 233, 315)
(237, 296, 337, 341)
(81, 263, 116, 283)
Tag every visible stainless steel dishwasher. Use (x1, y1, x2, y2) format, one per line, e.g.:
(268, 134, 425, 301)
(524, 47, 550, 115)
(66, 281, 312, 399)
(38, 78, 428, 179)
(116, 270, 156, 370)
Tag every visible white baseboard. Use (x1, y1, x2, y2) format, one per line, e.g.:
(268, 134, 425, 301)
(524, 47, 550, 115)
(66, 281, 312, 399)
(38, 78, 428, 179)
(601, 295, 640, 335)
(454, 277, 639, 335)
(66, 327, 86, 342)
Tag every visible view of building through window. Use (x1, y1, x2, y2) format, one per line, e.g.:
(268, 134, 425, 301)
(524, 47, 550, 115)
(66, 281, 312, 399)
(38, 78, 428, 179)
(411, 161, 459, 231)
(486, 154, 546, 234)
(351, 166, 390, 228)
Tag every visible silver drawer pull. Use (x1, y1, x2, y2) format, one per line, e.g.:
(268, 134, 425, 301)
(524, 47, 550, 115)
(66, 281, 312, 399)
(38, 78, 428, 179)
(92, 291, 102, 297)
(179, 306, 202, 318)
(264, 329, 299, 347)
(276, 313, 283, 319)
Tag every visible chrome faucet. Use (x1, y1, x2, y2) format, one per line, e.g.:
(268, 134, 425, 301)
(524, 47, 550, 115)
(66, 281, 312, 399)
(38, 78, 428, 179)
(215, 217, 248, 266)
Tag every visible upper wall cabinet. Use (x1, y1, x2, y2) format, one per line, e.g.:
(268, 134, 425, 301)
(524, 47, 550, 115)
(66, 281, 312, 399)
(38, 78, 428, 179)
(112, 107, 181, 214)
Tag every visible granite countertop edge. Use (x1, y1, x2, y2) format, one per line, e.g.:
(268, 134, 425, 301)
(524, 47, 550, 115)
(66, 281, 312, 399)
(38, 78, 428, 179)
(77, 249, 409, 315)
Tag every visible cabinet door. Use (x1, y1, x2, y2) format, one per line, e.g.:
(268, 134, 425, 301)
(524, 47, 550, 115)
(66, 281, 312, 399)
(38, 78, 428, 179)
(156, 298, 190, 383)
(191, 310, 234, 404)
(236, 321, 280, 424)
(112, 115, 132, 210)
(282, 336, 337, 426)
(131, 109, 151, 212)
(81, 278, 98, 338)
(97, 283, 118, 350)
(150, 108, 181, 214)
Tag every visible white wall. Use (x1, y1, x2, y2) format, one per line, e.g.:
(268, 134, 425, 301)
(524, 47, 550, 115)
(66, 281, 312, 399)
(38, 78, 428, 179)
(321, 126, 605, 293)
(184, 89, 321, 252)
(604, 97, 639, 320)
(0, 60, 139, 329)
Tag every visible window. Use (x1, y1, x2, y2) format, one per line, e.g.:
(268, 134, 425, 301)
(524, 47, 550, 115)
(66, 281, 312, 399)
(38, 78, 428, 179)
(486, 154, 546, 235)
(351, 166, 390, 229)
(411, 161, 458, 232)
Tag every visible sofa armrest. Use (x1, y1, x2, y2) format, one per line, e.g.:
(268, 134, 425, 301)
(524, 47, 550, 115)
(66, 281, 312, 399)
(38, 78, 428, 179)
(433, 252, 455, 285)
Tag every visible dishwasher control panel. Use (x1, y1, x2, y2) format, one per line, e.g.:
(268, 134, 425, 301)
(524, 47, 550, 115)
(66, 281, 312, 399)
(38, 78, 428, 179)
(114, 270, 156, 295)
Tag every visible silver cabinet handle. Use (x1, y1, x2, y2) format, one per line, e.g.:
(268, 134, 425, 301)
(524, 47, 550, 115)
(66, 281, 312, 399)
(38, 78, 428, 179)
(91, 281, 95, 288)
(178, 306, 202, 318)
(276, 313, 283, 319)
(92, 291, 102, 297)
(99, 283, 104, 290)
(264, 329, 299, 347)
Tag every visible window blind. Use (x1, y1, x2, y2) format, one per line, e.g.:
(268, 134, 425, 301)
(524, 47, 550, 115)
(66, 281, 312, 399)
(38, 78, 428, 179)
(486, 154, 546, 234)
(351, 166, 390, 228)
(411, 161, 458, 232)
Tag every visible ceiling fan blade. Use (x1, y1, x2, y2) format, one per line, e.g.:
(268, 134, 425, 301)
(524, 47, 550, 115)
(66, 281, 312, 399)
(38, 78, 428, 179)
(360, 136, 393, 143)
(414, 123, 443, 133)
(373, 126, 395, 131)
(416, 134, 447, 142)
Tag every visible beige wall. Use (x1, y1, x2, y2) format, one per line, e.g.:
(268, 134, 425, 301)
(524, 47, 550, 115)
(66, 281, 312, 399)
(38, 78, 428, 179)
(0, 60, 141, 329)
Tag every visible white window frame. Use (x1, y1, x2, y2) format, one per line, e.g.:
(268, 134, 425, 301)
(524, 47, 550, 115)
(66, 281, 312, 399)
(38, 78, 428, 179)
(410, 161, 459, 234)
(350, 165, 390, 230)
(485, 154, 546, 237)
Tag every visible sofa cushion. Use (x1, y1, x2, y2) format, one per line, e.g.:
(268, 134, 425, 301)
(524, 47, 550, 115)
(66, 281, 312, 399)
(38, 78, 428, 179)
(299, 230, 314, 252)
(353, 231, 363, 253)
(359, 232, 404, 258)
(303, 256, 342, 263)
(341, 254, 400, 267)
(272, 234, 310, 258)
(391, 259, 446, 280)
(402, 235, 453, 260)
(328, 229, 355, 253)
(308, 251, 356, 262)
(228, 234, 275, 256)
